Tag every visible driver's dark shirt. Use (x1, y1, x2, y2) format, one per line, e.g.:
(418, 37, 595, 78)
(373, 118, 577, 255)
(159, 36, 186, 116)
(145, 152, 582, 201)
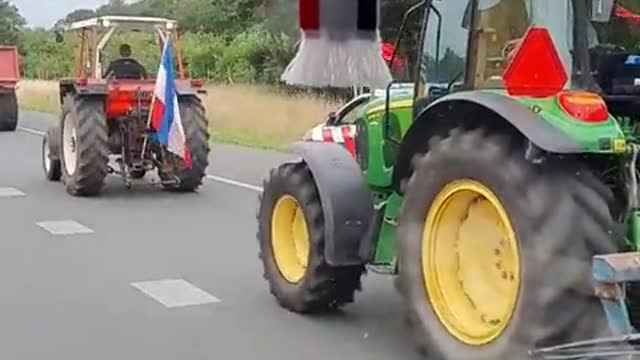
(104, 58, 147, 79)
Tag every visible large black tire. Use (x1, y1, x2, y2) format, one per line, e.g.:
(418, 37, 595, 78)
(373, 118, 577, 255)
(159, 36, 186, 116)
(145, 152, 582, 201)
(42, 126, 61, 181)
(0, 91, 18, 132)
(59, 94, 109, 196)
(160, 95, 210, 192)
(257, 161, 365, 313)
(396, 127, 616, 360)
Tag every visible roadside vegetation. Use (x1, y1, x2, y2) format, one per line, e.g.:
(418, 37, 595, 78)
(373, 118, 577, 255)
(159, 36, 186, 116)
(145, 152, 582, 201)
(2, 0, 428, 149)
(17, 80, 338, 150)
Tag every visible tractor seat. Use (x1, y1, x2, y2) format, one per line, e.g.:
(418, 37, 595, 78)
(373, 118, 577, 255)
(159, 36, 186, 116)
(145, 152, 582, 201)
(104, 58, 148, 80)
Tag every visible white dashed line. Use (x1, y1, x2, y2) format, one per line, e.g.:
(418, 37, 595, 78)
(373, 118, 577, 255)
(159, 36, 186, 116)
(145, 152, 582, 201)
(206, 175, 263, 192)
(18, 126, 264, 193)
(0, 187, 25, 198)
(36, 220, 95, 235)
(131, 279, 221, 308)
(17, 126, 44, 136)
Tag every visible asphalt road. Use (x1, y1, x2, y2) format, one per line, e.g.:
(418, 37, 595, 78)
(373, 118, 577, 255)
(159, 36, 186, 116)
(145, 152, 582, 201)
(0, 111, 423, 360)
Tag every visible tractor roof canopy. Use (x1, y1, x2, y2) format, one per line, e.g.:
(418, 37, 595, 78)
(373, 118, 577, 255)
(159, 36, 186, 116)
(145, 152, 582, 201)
(62, 16, 177, 32)
(55, 15, 184, 80)
(411, 0, 640, 96)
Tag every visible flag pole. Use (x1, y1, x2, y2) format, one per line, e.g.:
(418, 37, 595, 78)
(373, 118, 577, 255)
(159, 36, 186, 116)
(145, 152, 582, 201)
(140, 94, 156, 160)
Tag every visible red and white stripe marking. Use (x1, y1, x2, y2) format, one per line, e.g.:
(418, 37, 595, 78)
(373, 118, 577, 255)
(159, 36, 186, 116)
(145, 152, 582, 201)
(306, 123, 358, 157)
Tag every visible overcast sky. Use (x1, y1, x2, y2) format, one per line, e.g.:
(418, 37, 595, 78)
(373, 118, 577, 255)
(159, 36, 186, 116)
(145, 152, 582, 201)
(10, 0, 110, 28)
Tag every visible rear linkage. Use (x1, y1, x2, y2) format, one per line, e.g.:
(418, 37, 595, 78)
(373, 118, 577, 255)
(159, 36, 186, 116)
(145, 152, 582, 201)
(107, 88, 180, 189)
(530, 145, 640, 359)
(531, 251, 640, 359)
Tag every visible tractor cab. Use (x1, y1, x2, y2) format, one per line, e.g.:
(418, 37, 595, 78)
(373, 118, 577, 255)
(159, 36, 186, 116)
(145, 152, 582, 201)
(413, 0, 640, 114)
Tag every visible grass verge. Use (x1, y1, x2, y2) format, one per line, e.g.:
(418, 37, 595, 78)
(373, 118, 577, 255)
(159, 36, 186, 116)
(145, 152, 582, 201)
(17, 79, 341, 151)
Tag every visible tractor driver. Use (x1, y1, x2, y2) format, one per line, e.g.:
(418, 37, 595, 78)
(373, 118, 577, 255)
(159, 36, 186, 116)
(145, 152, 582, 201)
(103, 44, 148, 80)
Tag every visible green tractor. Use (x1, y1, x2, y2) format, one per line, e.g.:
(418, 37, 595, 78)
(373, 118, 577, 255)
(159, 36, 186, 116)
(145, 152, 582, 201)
(257, 0, 640, 358)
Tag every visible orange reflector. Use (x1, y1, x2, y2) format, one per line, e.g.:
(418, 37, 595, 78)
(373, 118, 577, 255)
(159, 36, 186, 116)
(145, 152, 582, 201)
(558, 92, 609, 123)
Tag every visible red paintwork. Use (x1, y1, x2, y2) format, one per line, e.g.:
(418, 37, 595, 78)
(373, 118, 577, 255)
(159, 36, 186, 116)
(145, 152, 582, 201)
(616, 4, 640, 26)
(503, 27, 568, 98)
(0, 46, 19, 87)
(558, 91, 609, 123)
(103, 80, 155, 118)
(71, 77, 204, 119)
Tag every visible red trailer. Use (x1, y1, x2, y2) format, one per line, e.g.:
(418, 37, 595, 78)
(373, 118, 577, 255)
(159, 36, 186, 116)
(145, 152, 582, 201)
(0, 46, 19, 131)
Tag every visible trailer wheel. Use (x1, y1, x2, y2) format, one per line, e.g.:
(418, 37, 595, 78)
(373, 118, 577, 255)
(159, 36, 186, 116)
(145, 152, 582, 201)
(257, 161, 365, 313)
(0, 91, 18, 132)
(43, 126, 61, 181)
(59, 94, 109, 196)
(396, 127, 616, 360)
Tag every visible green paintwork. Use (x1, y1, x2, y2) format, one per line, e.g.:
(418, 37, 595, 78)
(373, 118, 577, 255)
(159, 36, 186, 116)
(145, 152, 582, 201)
(311, 83, 636, 272)
(351, 85, 415, 188)
(628, 211, 640, 250)
(372, 192, 404, 267)
(488, 89, 627, 154)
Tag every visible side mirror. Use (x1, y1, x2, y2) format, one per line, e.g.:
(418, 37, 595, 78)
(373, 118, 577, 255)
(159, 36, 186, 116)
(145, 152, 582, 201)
(591, 0, 615, 22)
(54, 31, 64, 43)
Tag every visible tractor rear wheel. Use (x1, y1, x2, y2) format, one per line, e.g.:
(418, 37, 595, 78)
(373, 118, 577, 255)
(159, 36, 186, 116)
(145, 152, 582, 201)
(159, 95, 210, 192)
(42, 126, 61, 181)
(0, 90, 18, 132)
(59, 94, 109, 196)
(396, 128, 616, 360)
(257, 161, 365, 313)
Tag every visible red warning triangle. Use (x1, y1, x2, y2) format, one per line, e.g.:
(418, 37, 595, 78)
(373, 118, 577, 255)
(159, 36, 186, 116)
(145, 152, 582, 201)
(502, 27, 568, 98)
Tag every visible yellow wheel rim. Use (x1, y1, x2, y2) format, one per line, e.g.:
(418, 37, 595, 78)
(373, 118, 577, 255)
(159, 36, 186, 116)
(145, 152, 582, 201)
(422, 179, 521, 346)
(271, 195, 310, 283)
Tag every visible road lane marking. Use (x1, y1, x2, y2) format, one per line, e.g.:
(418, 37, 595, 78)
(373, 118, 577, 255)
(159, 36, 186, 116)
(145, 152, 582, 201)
(131, 279, 221, 308)
(18, 126, 264, 193)
(0, 187, 25, 198)
(36, 220, 94, 235)
(206, 175, 262, 192)
(17, 126, 45, 136)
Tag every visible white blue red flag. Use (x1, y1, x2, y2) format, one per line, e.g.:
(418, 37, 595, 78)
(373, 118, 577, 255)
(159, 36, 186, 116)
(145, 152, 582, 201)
(149, 38, 191, 168)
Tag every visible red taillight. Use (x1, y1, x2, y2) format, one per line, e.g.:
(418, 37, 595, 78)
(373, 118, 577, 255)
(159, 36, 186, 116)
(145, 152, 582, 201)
(190, 79, 204, 88)
(558, 92, 609, 123)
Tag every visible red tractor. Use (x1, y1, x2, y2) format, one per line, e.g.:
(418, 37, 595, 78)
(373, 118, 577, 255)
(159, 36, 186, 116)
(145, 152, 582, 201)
(0, 45, 19, 132)
(42, 16, 210, 196)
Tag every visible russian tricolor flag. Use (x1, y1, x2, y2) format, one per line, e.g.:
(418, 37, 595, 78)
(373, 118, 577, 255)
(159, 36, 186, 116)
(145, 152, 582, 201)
(149, 38, 191, 169)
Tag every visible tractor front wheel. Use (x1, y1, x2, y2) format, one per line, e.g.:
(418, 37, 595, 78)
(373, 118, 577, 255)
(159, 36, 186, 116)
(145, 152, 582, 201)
(42, 126, 61, 181)
(257, 161, 365, 313)
(159, 95, 210, 192)
(59, 94, 109, 196)
(0, 90, 18, 132)
(396, 128, 616, 360)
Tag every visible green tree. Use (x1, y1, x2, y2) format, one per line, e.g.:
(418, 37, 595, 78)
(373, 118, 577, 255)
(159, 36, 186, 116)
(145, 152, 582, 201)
(0, 0, 26, 46)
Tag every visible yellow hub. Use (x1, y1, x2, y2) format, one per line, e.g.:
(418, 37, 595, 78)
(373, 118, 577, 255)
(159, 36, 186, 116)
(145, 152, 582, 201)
(422, 179, 521, 346)
(271, 195, 310, 283)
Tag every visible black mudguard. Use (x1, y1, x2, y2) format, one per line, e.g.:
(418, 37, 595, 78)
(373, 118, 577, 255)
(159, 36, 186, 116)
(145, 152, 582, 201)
(292, 141, 375, 266)
(432, 91, 582, 152)
(392, 91, 583, 191)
